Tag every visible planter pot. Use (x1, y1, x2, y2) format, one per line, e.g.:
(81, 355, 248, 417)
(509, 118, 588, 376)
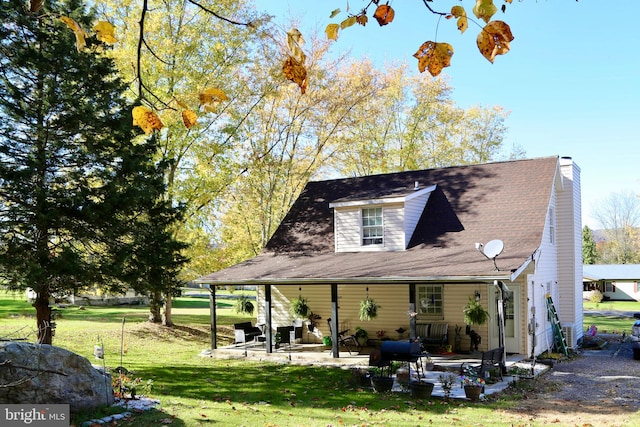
(463, 385, 483, 401)
(410, 381, 434, 399)
(370, 376, 394, 393)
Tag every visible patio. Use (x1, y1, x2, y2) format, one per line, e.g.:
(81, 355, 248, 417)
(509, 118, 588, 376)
(201, 342, 549, 400)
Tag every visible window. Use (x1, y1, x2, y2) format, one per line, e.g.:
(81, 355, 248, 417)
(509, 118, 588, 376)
(416, 284, 443, 317)
(548, 207, 555, 244)
(362, 207, 383, 246)
(605, 281, 616, 293)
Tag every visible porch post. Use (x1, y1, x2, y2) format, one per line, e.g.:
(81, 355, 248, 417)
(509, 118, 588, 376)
(330, 283, 339, 358)
(409, 283, 416, 340)
(209, 285, 217, 350)
(265, 284, 273, 354)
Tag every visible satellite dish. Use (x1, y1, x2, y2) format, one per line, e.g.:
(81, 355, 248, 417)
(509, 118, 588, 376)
(483, 239, 504, 259)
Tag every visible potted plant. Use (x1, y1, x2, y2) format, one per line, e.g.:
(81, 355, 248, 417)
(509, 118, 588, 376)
(359, 297, 379, 321)
(354, 326, 368, 347)
(438, 373, 456, 400)
(235, 295, 254, 315)
(409, 356, 435, 398)
(369, 366, 393, 393)
(305, 311, 321, 332)
(460, 373, 485, 401)
(463, 297, 490, 326)
(291, 296, 310, 319)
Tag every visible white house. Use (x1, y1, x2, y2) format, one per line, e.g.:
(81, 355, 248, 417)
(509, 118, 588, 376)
(197, 156, 584, 358)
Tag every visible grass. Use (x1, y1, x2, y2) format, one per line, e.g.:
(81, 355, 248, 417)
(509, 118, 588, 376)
(1, 291, 640, 426)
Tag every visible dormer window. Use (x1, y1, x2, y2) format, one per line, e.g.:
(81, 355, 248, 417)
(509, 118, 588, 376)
(362, 207, 383, 246)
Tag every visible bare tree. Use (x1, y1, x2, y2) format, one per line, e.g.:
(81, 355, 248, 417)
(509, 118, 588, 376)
(592, 190, 640, 264)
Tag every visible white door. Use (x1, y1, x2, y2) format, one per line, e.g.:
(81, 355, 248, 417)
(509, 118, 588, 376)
(492, 284, 520, 354)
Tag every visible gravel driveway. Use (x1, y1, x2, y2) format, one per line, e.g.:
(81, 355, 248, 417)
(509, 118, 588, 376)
(505, 336, 640, 426)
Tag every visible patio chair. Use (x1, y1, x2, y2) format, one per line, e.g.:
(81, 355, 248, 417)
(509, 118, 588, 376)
(327, 318, 361, 354)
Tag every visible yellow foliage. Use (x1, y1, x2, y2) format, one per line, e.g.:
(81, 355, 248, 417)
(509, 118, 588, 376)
(325, 23, 340, 41)
(94, 21, 117, 44)
(60, 16, 87, 52)
(132, 106, 164, 134)
(282, 56, 307, 94)
(450, 6, 468, 34)
(341, 16, 357, 30)
(413, 41, 454, 77)
(473, 0, 498, 24)
(199, 88, 228, 113)
(286, 27, 306, 64)
(182, 110, 198, 129)
(476, 21, 514, 63)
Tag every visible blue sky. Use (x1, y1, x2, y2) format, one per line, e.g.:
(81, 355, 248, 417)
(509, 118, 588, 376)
(253, 1, 640, 229)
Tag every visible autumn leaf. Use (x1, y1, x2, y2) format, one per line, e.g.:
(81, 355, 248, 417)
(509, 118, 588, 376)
(413, 41, 454, 77)
(476, 20, 513, 63)
(329, 8, 341, 19)
(199, 88, 228, 113)
(94, 21, 117, 44)
(451, 6, 468, 34)
(283, 56, 307, 94)
(60, 16, 88, 52)
(29, 0, 43, 12)
(325, 23, 340, 41)
(341, 16, 357, 30)
(287, 27, 306, 64)
(132, 106, 163, 134)
(473, 0, 498, 24)
(182, 110, 198, 129)
(356, 13, 368, 26)
(373, 4, 395, 26)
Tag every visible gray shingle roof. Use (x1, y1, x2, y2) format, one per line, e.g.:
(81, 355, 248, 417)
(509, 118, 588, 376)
(583, 264, 640, 281)
(197, 157, 560, 285)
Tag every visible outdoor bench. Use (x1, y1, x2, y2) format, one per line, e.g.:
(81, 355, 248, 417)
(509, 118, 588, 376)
(233, 321, 263, 344)
(415, 322, 449, 349)
(473, 346, 505, 382)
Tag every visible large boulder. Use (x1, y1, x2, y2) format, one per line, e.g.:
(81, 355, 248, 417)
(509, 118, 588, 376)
(0, 342, 114, 411)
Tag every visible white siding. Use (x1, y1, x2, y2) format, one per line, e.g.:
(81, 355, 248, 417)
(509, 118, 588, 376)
(334, 204, 405, 252)
(334, 208, 361, 252)
(557, 158, 583, 347)
(405, 192, 431, 246)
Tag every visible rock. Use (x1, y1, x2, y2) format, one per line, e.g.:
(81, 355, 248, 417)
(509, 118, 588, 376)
(0, 341, 114, 412)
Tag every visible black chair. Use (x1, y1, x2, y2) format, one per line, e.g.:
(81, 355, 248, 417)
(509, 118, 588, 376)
(327, 318, 361, 354)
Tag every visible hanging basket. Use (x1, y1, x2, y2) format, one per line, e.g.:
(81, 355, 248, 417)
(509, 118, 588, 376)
(291, 296, 310, 319)
(463, 297, 490, 325)
(359, 297, 379, 321)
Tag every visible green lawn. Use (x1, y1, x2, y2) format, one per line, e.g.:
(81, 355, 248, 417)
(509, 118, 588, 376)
(1, 291, 639, 426)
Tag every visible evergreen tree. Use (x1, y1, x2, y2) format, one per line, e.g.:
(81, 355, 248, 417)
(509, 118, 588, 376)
(0, 0, 186, 343)
(582, 226, 598, 265)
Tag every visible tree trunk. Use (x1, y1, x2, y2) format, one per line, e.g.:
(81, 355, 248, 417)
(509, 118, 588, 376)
(148, 290, 162, 323)
(162, 293, 174, 327)
(34, 291, 52, 345)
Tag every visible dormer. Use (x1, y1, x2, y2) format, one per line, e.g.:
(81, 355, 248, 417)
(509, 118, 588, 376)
(329, 183, 436, 252)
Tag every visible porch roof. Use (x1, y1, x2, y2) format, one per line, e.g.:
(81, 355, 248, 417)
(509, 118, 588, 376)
(197, 157, 559, 286)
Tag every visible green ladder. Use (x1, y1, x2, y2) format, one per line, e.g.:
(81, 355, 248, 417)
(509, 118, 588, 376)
(545, 295, 569, 356)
